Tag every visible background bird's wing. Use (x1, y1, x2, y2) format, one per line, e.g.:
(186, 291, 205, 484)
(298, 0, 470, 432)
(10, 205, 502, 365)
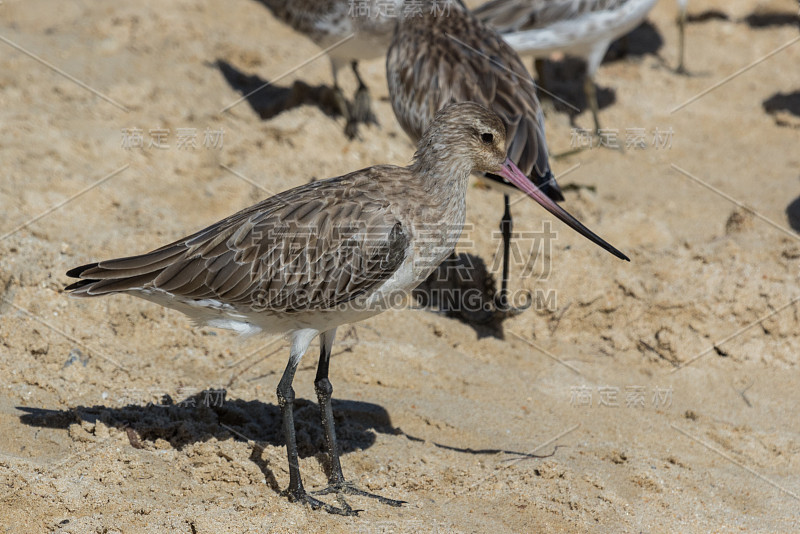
(66, 168, 410, 312)
(473, 0, 632, 32)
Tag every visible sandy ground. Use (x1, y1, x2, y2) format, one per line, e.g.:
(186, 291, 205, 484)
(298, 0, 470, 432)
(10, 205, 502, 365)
(1, 0, 800, 532)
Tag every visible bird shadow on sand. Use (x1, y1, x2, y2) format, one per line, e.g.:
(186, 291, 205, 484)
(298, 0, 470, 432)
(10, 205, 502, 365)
(535, 57, 616, 122)
(18, 389, 551, 491)
(398, 429, 559, 461)
(763, 90, 800, 128)
(533, 20, 666, 122)
(604, 20, 664, 63)
(743, 11, 800, 29)
(413, 253, 512, 340)
(686, 10, 730, 23)
(18, 391, 392, 492)
(215, 59, 342, 121)
(786, 196, 800, 233)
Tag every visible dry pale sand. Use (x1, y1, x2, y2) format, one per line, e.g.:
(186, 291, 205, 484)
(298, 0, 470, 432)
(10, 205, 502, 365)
(1, 0, 800, 532)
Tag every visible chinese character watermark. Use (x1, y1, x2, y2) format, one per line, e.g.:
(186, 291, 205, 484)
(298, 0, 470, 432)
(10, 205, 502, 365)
(348, 0, 455, 18)
(569, 385, 673, 408)
(116, 387, 227, 408)
(569, 385, 593, 408)
(490, 220, 556, 282)
(121, 127, 224, 150)
(570, 127, 674, 150)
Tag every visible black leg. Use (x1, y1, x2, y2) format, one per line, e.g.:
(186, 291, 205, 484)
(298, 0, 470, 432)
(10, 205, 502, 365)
(534, 58, 547, 95)
(494, 195, 532, 317)
(532, 58, 555, 116)
(331, 82, 350, 120)
(676, 7, 688, 75)
(314, 329, 345, 487)
(499, 194, 512, 310)
(277, 335, 352, 516)
(346, 61, 378, 139)
(584, 74, 601, 135)
(619, 34, 631, 58)
(276, 355, 303, 498)
(312, 329, 405, 509)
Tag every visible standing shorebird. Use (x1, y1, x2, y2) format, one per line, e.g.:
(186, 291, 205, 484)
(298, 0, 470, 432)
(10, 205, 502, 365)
(387, 0, 627, 315)
(676, 0, 688, 74)
(65, 103, 628, 515)
(257, 0, 403, 139)
(473, 0, 659, 133)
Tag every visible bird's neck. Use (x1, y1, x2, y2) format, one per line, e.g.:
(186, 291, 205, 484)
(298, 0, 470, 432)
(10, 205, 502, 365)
(410, 139, 473, 200)
(411, 158, 471, 206)
(406, 154, 471, 279)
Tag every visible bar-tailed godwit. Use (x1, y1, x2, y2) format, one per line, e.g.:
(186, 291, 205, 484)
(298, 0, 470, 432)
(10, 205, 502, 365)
(388, 0, 628, 314)
(66, 102, 626, 514)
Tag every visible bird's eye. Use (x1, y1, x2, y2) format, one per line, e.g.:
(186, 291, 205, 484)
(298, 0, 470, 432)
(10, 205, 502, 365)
(480, 132, 494, 144)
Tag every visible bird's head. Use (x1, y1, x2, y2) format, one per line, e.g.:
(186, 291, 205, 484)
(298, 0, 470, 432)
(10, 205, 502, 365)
(413, 102, 508, 177)
(413, 102, 630, 262)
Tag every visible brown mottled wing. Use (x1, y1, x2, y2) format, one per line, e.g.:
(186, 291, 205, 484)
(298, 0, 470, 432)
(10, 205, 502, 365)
(473, 0, 633, 32)
(66, 167, 410, 312)
(387, 3, 557, 195)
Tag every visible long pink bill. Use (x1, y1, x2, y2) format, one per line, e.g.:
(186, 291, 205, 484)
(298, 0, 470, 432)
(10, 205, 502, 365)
(499, 158, 630, 262)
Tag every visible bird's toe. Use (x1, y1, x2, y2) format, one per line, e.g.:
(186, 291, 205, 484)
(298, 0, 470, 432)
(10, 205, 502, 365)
(313, 481, 405, 508)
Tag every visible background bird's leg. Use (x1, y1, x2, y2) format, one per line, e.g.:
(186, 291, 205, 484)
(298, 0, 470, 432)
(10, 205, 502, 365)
(312, 328, 405, 508)
(326, 59, 358, 139)
(676, 4, 688, 75)
(533, 58, 556, 115)
(350, 61, 378, 127)
(534, 58, 547, 94)
(277, 333, 349, 515)
(618, 34, 631, 57)
(584, 74, 601, 135)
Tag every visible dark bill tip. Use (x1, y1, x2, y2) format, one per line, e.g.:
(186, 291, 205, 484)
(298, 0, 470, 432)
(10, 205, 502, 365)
(499, 159, 630, 262)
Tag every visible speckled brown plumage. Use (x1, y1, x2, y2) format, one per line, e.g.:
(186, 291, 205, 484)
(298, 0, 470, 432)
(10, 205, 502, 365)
(66, 103, 510, 319)
(387, 0, 560, 197)
(66, 103, 555, 515)
(66, 172, 412, 312)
